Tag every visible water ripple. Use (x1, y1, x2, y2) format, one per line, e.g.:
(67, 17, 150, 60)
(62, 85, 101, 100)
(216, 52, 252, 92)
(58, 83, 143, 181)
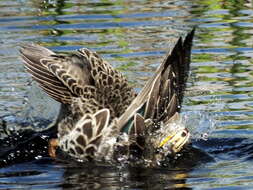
(1, 0, 253, 189)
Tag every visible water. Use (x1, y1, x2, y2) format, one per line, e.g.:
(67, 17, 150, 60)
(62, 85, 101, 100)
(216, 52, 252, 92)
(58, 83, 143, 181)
(1, 0, 253, 189)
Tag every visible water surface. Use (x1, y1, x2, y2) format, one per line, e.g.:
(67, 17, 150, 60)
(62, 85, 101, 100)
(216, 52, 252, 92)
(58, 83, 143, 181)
(1, 0, 253, 189)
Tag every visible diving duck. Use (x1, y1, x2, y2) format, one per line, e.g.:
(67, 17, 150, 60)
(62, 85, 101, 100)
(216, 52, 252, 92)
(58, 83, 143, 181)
(20, 29, 194, 165)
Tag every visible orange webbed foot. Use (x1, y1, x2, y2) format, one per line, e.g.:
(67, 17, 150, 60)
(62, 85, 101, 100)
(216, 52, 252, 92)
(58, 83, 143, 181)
(48, 138, 59, 158)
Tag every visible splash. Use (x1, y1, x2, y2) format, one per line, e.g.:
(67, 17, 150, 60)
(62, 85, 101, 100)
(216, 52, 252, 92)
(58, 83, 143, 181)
(109, 117, 191, 168)
(21, 83, 60, 130)
(181, 111, 217, 140)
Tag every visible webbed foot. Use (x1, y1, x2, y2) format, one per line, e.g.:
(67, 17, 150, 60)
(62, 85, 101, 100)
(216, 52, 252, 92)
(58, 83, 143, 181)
(49, 138, 59, 158)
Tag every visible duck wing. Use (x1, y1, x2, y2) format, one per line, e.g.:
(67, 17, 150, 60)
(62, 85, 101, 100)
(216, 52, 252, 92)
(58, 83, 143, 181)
(20, 44, 94, 104)
(77, 49, 136, 118)
(119, 28, 195, 133)
(20, 45, 136, 118)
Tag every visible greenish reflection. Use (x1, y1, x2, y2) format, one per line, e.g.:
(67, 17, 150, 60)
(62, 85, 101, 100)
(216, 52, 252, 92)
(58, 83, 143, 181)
(187, 0, 253, 130)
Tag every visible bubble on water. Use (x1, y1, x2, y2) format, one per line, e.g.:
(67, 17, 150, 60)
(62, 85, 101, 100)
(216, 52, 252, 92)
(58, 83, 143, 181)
(35, 155, 42, 160)
(201, 133, 209, 141)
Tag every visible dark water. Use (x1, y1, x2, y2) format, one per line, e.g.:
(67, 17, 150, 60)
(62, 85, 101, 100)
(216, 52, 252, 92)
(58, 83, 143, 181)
(1, 0, 253, 189)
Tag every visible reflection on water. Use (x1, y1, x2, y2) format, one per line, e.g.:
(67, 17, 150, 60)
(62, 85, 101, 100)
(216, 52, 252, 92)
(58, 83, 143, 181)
(1, 0, 253, 189)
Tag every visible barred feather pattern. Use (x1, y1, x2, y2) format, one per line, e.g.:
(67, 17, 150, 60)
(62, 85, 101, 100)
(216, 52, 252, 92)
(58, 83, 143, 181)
(20, 29, 194, 163)
(58, 109, 121, 161)
(19, 44, 136, 160)
(78, 48, 137, 118)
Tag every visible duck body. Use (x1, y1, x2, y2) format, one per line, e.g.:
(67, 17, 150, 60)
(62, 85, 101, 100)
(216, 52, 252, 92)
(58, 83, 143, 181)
(20, 29, 194, 165)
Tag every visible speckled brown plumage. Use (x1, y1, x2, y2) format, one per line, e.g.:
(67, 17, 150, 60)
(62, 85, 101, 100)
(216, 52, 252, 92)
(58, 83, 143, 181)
(20, 29, 194, 164)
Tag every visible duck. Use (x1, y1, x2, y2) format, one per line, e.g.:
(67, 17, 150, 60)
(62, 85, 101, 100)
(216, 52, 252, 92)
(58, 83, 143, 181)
(19, 29, 194, 165)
